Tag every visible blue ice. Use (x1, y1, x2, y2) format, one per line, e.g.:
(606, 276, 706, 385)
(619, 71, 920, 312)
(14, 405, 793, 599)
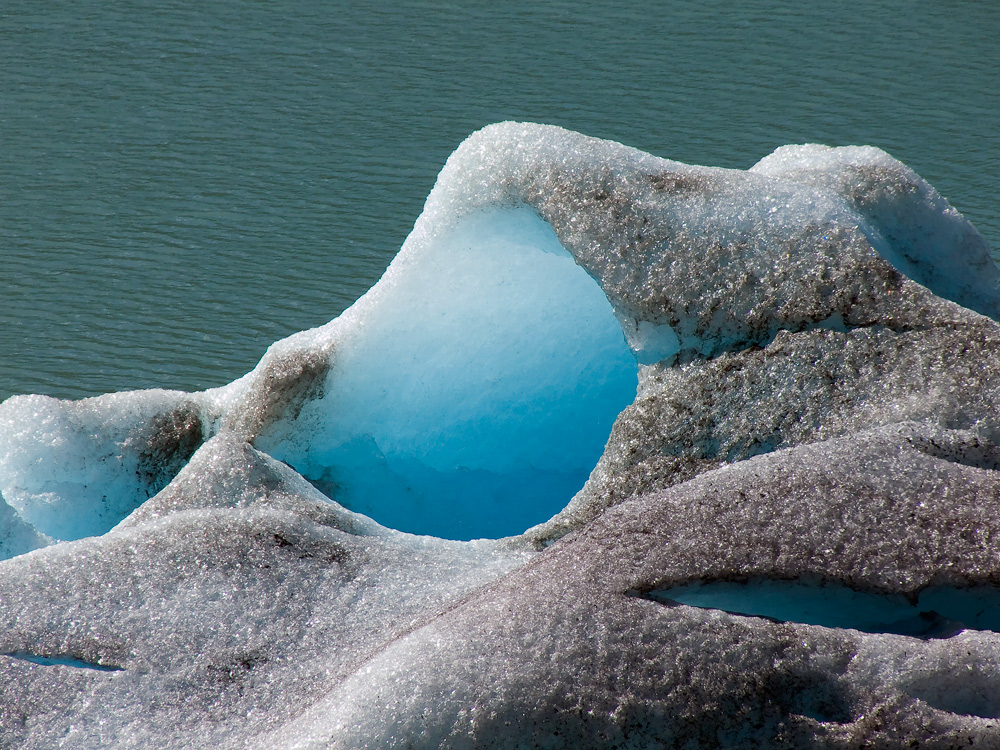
(647, 579, 1000, 638)
(4, 653, 123, 671)
(260, 208, 639, 540)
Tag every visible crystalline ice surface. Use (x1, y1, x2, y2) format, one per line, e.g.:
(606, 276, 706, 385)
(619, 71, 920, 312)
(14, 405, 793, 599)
(0, 390, 203, 542)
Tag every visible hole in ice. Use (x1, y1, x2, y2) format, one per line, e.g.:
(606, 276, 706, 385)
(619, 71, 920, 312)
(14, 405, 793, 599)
(4, 652, 123, 672)
(638, 579, 1000, 638)
(262, 207, 638, 541)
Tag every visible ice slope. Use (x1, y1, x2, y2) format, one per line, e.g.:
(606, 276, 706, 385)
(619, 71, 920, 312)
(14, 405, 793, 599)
(0, 391, 205, 541)
(259, 426, 1000, 748)
(2, 123, 1000, 747)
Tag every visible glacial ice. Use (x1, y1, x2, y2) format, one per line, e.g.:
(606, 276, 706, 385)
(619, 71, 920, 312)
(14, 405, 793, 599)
(2, 122, 1000, 748)
(253, 207, 638, 539)
(752, 143, 1000, 320)
(644, 579, 1000, 638)
(0, 390, 204, 541)
(0, 205, 638, 543)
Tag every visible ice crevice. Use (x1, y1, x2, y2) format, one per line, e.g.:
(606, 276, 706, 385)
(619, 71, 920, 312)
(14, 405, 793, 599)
(3, 652, 124, 672)
(634, 579, 1000, 639)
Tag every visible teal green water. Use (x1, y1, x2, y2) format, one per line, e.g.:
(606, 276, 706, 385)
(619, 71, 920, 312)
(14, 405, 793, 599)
(2, 1, 997, 400)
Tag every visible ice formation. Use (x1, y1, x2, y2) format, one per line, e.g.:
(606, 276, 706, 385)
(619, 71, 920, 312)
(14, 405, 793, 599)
(3, 122, 1000, 747)
(0, 202, 636, 543)
(252, 207, 637, 539)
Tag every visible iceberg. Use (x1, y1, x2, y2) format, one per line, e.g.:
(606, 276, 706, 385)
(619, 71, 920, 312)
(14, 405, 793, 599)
(3, 122, 1000, 747)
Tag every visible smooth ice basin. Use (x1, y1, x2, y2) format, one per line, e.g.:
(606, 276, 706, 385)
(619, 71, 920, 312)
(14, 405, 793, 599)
(260, 207, 639, 540)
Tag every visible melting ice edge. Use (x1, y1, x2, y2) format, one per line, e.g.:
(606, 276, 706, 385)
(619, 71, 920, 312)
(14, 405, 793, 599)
(3, 122, 1000, 747)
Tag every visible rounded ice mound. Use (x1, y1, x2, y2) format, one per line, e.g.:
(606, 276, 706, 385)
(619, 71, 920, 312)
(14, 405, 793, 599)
(251, 207, 639, 540)
(751, 143, 1000, 320)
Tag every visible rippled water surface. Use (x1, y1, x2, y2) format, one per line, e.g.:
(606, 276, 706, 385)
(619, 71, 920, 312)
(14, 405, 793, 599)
(2, 1, 997, 399)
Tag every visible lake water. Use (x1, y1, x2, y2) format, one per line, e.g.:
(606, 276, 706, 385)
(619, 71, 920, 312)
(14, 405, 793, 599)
(2, 0, 997, 400)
